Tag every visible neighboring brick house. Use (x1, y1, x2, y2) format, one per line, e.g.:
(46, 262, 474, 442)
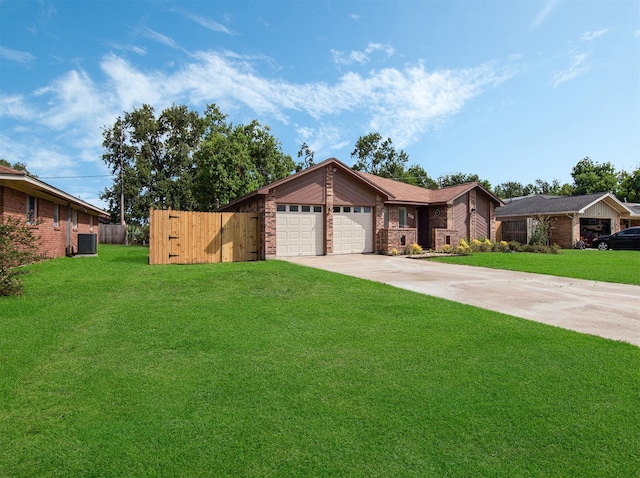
(0, 165, 108, 258)
(219, 158, 503, 259)
(496, 193, 638, 248)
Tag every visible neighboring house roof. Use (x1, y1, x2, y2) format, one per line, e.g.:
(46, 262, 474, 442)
(222, 157, 503, 209)
(496, 192, 634, 217)
(0, 165, 108, 217)
(626, 203, 640, 216)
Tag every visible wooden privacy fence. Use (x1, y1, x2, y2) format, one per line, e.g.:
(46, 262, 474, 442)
(99, 224, 127, 244)
(149, 209, 260, 265)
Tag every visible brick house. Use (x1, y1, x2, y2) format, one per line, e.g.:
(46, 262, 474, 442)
(0, 165, 108, 258)
(496, 193, 638, 248)
(219, 158, 503, 259)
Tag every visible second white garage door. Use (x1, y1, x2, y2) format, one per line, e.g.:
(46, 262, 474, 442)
(333, 206, 373, 254)
(276, 205, 323, 257)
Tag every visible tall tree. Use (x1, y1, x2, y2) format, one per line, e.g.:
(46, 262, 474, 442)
(101, 104, 204, 224)
(404, 164, 437, 189)
(192, 107, 294, 210)
(438, 172, 491, 191)
(571, 156, 618, 195)
(101, 103, 293, 223)
(351, 133, 408, 179)
(617, 166, 640, 203)
(295, 142, 315, 172)
(494, 181, 526, 199)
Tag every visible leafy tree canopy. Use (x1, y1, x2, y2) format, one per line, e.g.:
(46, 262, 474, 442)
(350, 133, 436, 188)
(617, 166, 640, 203)
(438, 172, 491, 191)
(0, 159, 36, 177)
(101, 103, 294, 224)
(571, 156, 618, 195)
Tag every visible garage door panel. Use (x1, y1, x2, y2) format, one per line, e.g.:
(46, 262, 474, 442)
(276, 207, 323, 257)
(333, 209, 373, 254)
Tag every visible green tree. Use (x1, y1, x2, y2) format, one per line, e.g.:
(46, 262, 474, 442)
(494, 181, 526, 199)
(617, 166, 640, 203)
(101, 104, 205, 224)
(192, 106, 294, 210)
(295, 142, 315, 172)
(438, 172, 491, 191)
(0, 159, 36, 177)
(571, 157, 618, 195)
(351, 133, 409, 179)
(404, 164, 437, 189)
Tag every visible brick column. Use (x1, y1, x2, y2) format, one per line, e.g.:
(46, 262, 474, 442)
(325, 166, 334, 255)
(469, 189, 477, 240)
(264, 189, 277, 258)
(375, 194, 385, 253)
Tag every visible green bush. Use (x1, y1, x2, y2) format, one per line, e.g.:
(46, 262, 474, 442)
(405, 243, 423, 255)
(0, 216, 43, 296)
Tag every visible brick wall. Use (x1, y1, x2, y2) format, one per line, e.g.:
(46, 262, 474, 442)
(324, 165, 334, 255)
(1, 186, 101, 258)
(549, 216, 573, 248)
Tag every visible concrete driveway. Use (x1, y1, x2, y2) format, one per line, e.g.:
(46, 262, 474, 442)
(280, 254, 640, 347)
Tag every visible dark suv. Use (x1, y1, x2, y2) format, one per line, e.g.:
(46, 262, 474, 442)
(591, 226, 640, 250)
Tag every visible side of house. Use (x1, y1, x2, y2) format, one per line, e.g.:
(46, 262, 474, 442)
(0, 165, 108, 258)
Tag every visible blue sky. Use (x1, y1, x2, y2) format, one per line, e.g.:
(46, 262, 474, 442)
(1, 0, 639, 208)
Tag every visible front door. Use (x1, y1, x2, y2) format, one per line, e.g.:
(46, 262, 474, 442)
(417, 207, 430, 249)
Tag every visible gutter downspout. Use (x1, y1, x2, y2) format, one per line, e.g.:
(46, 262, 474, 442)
(66, 204, 72, 255)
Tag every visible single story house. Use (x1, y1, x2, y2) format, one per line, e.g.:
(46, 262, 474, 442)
(219, 158, 503, 259)
(496, 192, 638, 248)
(0, 164, 108, 258)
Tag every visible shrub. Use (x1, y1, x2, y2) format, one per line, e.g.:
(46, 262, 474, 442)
(492, 240, 509, 253)
(405, 243, 423, 255)
(0, 216, 44, 296)
(390, 248, 398, 256)
(508, 241, 521, 251)
(457, 239, 471, 254)
(439, 244, 454, 253)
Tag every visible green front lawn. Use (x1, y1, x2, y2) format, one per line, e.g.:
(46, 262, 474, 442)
(427, 249, 640, 285)
(1, 245, 638, 477)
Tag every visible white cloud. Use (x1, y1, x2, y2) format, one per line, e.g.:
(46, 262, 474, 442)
(142, 27, 178, 49)
(186, 13, 234, 35)
(295, 124, 350, 156)
(109, 43, 147, 55)
(331, 43, 395, 66)
(0, 95, 36, 119)
(552, 52, 590, 88)
(580, 29, 609, 41)
(0, 46, 36, 63)
(350, 14, 360, 21)
(529, 0, 558, 32)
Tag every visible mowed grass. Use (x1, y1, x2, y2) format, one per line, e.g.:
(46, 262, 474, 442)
(1, 246, 639, 477)
(428, 249, 640, 285)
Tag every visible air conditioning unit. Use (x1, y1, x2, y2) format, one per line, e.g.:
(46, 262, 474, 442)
(77, 234, 97, 255)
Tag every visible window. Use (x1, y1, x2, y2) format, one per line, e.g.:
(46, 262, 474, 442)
(354, 206, 361, 213)
(276, 205, 286, 212)
(342, 206, 351, 213)
(333, 206, 341, 213)
(302, 205, 311, 212)
(364, 206, 371, 213)
(53, 204, 59, 227)
(89, 215, 94, 231)
(384, 206, 389, 228)
(289, 205, 299, 212)
(313, 206, 322, 213)
(26, 196, 38, 224)
(399, 207, 407, 228)
(72, 210, 78, 229)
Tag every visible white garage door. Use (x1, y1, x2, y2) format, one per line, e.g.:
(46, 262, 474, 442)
(333, 206, 373, 254)
(276, 205, 323, 257)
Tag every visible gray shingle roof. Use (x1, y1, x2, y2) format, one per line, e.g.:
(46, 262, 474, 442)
(496, 193, 624, 217)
